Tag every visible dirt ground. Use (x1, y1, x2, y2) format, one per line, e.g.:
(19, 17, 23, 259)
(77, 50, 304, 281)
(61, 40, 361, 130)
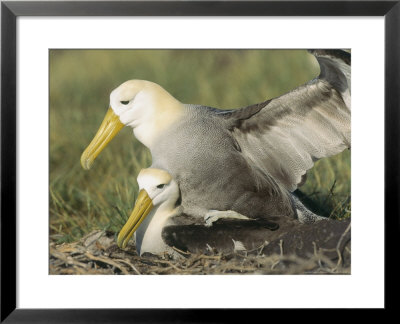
(49, 218, 350, 275)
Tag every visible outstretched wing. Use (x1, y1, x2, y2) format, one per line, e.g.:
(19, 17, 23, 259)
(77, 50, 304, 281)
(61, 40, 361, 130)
(218, 49, 351, 191)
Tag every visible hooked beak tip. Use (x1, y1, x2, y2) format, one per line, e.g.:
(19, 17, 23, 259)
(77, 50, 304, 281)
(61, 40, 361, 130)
(80, 155, 93, 170)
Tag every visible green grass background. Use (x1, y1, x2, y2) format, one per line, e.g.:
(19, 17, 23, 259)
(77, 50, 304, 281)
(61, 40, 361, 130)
(50, 49, 350, 243)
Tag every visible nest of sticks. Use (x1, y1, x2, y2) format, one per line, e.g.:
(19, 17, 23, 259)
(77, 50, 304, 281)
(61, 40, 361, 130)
(50, 219, 351, 275)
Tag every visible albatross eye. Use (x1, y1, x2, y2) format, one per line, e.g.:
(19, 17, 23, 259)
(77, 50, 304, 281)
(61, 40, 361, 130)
(120, 100, 130, 105)
(157, 184, 166, 189)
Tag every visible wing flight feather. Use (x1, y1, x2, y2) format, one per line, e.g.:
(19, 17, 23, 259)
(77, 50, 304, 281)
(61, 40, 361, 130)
(218, 49, 351, 191)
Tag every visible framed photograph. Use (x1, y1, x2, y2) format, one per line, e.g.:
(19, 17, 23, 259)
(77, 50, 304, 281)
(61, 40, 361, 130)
(1, 0, 398, 321)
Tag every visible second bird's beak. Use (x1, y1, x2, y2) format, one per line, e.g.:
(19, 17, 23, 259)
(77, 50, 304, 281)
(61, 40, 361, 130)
(80, 107, 124, 170)
(117, 189, 154, 249)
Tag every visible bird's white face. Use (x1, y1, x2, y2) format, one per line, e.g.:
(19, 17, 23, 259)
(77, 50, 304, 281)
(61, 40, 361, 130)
(80, 80, 183, 170)
(117, 168, 180, 249)
(137, 169, 180, 209)
(109, 80, 155, 129)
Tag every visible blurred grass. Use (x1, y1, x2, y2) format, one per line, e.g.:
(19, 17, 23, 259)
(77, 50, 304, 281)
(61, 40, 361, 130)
(50, 49, 350, 243)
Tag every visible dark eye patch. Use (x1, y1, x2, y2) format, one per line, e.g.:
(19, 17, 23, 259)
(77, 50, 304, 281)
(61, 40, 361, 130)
(157, 184, 166, 189)
(120, 100, 130, 105)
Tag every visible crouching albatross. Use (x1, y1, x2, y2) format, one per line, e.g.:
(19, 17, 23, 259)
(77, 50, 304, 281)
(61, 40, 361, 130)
(117, 168, 350, 259)
(117, 168, 279, 256)
(81, 49, 351, 224)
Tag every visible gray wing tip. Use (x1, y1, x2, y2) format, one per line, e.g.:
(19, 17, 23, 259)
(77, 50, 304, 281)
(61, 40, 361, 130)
(308, 49, 351, 66)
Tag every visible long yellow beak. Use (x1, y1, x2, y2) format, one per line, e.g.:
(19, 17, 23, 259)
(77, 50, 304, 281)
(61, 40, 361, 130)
(117, 189, 154, 249)
(80, 107, 124, 170)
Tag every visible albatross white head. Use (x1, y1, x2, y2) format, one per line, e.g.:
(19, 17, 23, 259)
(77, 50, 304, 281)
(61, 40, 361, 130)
(80, 80, 184, 170)
(117, 168, 180, 256)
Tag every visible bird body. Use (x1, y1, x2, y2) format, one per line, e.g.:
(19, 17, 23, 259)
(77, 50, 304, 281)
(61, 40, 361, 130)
(150, 104, 294, 219)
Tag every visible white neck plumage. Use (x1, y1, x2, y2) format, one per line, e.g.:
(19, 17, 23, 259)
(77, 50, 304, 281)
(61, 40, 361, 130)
(136, 203, 178, 256)
(128, 86, 185, 149)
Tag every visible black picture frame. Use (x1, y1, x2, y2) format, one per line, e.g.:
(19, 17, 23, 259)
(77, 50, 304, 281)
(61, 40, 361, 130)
(1, 0, 398, 321)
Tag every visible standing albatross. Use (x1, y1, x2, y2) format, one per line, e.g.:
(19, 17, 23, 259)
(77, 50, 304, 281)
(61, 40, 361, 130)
(81, 49, 351, 224)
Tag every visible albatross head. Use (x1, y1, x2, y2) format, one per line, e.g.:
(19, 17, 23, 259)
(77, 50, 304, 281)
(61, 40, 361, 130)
(80, 80, 183, 170)
(117, 168, 180, 250)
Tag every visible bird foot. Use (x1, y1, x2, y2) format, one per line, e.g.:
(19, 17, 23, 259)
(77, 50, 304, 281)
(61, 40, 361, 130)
(204, 210, 251, 227)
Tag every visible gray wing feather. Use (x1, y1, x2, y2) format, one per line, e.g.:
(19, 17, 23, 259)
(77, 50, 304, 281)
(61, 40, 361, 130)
(219, 49, 351, 191)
